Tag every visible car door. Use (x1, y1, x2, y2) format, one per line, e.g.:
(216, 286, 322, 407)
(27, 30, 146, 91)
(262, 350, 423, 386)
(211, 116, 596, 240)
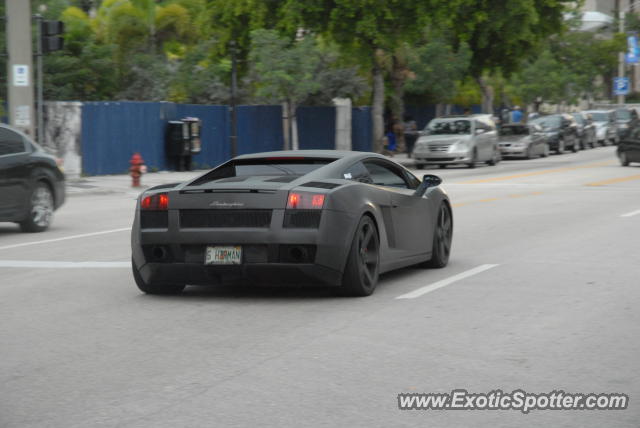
(363, 160, 432, 257)
(473, 121, 491, 160)
(0, 128, 31, 219)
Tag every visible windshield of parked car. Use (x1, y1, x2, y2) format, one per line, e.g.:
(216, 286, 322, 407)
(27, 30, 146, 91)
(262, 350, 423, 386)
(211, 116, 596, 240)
(189, 158, 336, 185)
(588, 112, 610, 122)
(425, 119, 471, 135)
(531, 116, 561, 129)
(499, 126, 529, 136)
(616, 109, 631, 120)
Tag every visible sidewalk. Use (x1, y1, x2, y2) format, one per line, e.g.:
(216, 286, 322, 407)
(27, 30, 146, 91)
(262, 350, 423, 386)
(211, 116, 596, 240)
(66, 153, 415, 196)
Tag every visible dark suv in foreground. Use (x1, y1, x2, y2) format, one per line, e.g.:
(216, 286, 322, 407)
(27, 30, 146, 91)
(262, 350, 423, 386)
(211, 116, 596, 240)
(0, 124, 65, 232)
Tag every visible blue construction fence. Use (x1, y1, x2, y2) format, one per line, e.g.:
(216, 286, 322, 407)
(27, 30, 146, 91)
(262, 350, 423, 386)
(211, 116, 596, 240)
(81, 102, 375, 175)
(80, 102, 481, 175)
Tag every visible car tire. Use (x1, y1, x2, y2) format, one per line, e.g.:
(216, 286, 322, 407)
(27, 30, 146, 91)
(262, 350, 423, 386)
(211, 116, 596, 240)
(541, 144, 550, 157)
(132, 258, 185, 295)
(556, 139, 565, 154)
(339, 216, 380, 297)
(619, 151, 630, 166)
(423, 203, 453, 269)
(526, 146, 533, 159)
(486, 148, 500, 166)
(416, 163, 424, 170)
(19, 182, 54, 233)
(571, 138, 578, 153)
(439, 164, 447, 169)
(468, 149, 477, 168)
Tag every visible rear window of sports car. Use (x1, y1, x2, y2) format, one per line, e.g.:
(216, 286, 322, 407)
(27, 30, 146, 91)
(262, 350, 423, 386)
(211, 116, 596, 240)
(190, 158, 336, 185)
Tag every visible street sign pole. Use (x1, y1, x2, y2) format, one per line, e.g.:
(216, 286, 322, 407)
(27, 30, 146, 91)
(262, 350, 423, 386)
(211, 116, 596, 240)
(35, 14, 44, 147)
(5, 0, 35, 137)
(619, 10, 626, 105)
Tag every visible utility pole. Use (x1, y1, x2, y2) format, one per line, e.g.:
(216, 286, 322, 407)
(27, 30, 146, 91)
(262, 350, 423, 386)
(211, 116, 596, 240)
(618, 10, 626, 105)
(229, 41, 238, 158)
(5, 0, 35, 137)
(35, 15, 44, 146)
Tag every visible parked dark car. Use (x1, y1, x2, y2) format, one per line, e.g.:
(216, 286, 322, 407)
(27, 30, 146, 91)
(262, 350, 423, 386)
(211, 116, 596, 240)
(498, 123, 549, 158)
(614, 107, 639, 141)
(0, 124, 65, 232)
(617, 127, 640, 166)
(530, 114, 579, 153)
(571, 112, 597, 149)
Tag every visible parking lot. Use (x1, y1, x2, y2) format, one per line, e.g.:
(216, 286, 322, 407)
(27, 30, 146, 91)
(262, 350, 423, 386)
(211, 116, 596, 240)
(1, 146, 638, 427)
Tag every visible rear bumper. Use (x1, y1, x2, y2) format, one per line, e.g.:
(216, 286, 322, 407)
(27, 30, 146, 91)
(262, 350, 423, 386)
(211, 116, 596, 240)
(138, 261, 343, 287)
(132, 208, 356, 287)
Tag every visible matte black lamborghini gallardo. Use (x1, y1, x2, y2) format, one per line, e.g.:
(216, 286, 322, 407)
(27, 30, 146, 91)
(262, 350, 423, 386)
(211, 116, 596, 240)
(131, 151, 453, 296)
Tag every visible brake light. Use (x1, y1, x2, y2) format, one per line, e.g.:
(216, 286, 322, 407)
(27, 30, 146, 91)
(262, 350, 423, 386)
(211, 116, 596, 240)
(141, 193, 169, 211)
(287, 192, 325, 209)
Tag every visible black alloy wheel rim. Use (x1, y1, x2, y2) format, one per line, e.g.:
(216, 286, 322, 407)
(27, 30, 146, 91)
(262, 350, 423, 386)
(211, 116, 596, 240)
(358, 222, 378, 287)
(437, 205, 452, 259)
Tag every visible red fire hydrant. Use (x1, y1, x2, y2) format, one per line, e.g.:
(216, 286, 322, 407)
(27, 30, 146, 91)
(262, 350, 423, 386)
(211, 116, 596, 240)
(129, 153, 146, 187)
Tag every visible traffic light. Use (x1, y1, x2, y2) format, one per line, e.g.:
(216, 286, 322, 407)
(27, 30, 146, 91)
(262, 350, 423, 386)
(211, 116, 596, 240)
(40, 20, 65, 53)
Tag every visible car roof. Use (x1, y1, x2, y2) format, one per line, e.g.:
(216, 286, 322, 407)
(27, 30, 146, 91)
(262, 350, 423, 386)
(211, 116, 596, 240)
(233, 150, 387, 162)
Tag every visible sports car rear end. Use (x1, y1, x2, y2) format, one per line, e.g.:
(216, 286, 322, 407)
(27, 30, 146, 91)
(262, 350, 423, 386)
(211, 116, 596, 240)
(131, 156, 355, 289)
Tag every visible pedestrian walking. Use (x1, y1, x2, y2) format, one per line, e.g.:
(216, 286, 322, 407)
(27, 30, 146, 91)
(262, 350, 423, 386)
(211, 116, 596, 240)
(403, 115, 419, 158)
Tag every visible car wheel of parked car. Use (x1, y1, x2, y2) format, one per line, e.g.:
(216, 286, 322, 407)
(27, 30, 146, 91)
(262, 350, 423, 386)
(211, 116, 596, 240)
(339, 216, 379, 297)
(19, 182, 54, 233)
(468, 149, 478, 168)
(132, 258, 185, 295)
(422, 203, 452, 269)
(556, 139, 565, 154)
(540, 144, 549, 157)
(486, 149, 500, 166)
(571, 139, 578, 153)
(416, 163, 424, 170)
(619, 152, 630, 166)
(439, 164, 447, 169)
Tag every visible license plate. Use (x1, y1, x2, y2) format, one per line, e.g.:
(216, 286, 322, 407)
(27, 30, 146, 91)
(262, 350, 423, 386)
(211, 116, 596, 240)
(205, 246, 242, 265)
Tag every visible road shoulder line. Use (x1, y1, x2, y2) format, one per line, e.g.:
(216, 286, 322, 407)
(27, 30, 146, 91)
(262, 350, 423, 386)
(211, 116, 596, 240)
(395, 264, 499, 300)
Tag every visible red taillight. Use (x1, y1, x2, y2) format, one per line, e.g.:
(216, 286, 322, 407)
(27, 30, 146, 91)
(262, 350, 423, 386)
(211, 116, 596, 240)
(311, 194, 325, 208)
(286, 192, 325, 209)
(158, 193, 169, 210)
(141, 193, 169, 211)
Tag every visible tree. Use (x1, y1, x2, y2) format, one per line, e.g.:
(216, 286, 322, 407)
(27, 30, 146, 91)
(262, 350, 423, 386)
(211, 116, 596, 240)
(249, 29, 322, 150)
(405, 38, 472, 105)
(451, 0, 572, 112)
(284, 0, 447, 152)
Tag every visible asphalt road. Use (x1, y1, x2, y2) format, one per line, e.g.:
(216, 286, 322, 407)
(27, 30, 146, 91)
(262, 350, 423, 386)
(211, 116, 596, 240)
(1, 146, 639, 428)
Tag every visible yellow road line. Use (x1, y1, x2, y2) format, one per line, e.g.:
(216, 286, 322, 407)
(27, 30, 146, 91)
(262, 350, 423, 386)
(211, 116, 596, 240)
(585, 174, 640, 186)
(452, 191, 543, 208)
(457, 161, 614, 184)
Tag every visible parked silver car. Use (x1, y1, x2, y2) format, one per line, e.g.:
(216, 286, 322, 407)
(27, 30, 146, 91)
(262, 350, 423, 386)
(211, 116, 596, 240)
(413, 115, 501, 169)
(498, 123, 549, 159)
(582, 110, 618, 146)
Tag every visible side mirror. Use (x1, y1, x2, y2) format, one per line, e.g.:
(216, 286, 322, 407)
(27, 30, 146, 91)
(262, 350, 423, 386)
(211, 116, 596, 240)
(414, 174, 442, 197)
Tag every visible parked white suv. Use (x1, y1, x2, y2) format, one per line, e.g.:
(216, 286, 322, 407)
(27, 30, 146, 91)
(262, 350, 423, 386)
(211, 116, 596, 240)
(412, 115, 501, 169)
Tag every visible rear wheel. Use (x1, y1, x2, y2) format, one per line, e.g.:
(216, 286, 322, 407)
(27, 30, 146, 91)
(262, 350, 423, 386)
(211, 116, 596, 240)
(423, 203, 453, 268)
(19, 182, 54, 233)
(438, 164, 447, 169)
(619, 151, 630, 166)
(339, 216, 379, 297)
(486, 148, 500, 166)
(541, 144, 550, 157)
(416, 163, 425, 170)
(467, 149, 477, 168)
(132, 258, 185, 295)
